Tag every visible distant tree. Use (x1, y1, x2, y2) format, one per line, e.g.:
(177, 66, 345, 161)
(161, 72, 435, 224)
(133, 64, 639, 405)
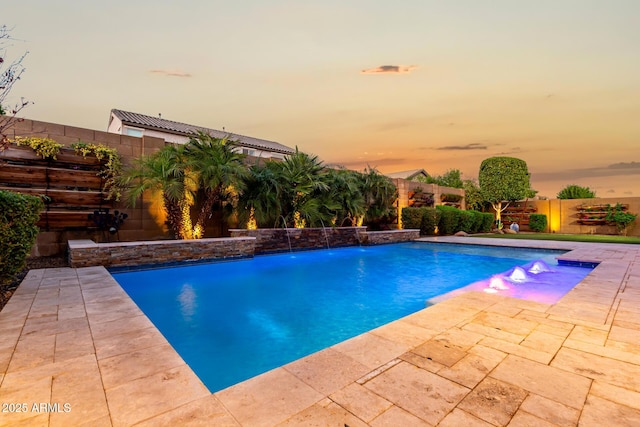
(557, 184, 596, 199)
(478, 157, 532, 225)
(0, 26, 30, 150)
(463, 178, 485, 211)
(416, 169, 463, 188)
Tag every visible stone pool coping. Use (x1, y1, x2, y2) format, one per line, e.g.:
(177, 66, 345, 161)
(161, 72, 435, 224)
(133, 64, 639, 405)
(1, 237, 639, 425)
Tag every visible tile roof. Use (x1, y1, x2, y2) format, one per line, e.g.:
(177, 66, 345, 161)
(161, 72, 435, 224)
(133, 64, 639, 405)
(385, 168, 429, 180)
(110, 109, 295, 155)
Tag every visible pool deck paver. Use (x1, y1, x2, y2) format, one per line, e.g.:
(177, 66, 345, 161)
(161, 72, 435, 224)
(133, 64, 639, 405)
(1, 237, 639, 426)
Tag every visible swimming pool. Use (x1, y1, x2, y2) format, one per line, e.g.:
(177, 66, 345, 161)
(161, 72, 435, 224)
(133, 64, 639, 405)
(113, 242, 592, 392)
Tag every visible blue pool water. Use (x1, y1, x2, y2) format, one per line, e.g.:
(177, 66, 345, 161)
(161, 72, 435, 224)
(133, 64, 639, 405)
(113, 242, 592, 392)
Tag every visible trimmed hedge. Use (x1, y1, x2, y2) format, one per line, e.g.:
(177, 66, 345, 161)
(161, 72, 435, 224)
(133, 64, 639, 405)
(0, 190, 44, 284)
(401, 207, 423, 230)
(469, 210, 484, 233)
(436, 205, 460, 235)
(529, 214, 547, 232)
(479, 212, 494, 232)
(421, 207, 441, 235)
(404, 205, 494, 235)
(458, 210, 476, 233)
(401, 207, 441, 235)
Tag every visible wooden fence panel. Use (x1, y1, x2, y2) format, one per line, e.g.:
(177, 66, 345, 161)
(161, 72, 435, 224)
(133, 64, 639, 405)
(0, 146, 113, 230)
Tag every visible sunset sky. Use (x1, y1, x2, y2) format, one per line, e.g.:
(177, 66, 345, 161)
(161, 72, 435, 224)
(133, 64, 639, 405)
(4, 1, 639, 198)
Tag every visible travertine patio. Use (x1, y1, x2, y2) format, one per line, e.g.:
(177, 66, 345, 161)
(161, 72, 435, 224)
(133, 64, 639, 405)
(1, 237, 639, 426)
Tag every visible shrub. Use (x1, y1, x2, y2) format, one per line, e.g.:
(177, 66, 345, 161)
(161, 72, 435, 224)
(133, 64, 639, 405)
(458, 210, 476, 233)
(529, 214, 547, 232)
(557, 184, 596, 199)
(605, 204, 637, 234)
(479, 212, 494, 232)
(436, 205, 460, 235)
(401, 207, 423, 230)
(421, 207, 441, 235)
(469, 210, 485, 233)
(0, 190, 44, 284)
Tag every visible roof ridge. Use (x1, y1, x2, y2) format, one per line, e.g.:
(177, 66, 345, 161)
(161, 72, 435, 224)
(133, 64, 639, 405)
(110, 108, 295, 154)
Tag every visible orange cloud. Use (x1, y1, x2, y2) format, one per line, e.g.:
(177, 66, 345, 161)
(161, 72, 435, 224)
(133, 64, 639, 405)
(361, 65, 418, 74)
(149, 69, 192, 77)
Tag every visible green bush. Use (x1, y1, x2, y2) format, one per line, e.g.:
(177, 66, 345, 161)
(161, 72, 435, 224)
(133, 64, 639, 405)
(401, 207, 424, 230)
(557, 184, 596, 199)
(421, 207, 441, 235)
(468, 210, 485, 233)
(529, 214, 547, 232)
(605, 204, 637, 233)
(479, 212, 494, 232)
(458, 210, 476, 233)
(0, 190, 44, 284)
(436, 205, 460, 235)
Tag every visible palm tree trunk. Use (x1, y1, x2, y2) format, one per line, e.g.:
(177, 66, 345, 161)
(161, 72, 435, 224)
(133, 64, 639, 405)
(164, 194, 185, 239)
(194, 188, 219, 237)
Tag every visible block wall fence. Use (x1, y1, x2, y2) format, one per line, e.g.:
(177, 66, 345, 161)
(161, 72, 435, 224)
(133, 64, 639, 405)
(522, 198, 640, 237)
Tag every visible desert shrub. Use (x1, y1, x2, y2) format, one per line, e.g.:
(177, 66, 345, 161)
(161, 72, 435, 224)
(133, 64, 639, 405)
(0, 190, 44, 284)
(479, 212, 494, 232)
(401, 207, 424, 230)
(436, 205, 460, 235)
(529, 214, 547, 232)
(458, 210, 476, 233)
(421, 207, 441, 235)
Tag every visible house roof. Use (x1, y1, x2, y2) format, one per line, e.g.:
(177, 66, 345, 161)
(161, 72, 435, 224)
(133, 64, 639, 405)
(385, 168, 429, 180)
(110, 109, 295, 155)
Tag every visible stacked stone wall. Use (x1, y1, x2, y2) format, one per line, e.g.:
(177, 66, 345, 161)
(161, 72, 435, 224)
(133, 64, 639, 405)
(68, 237, 255, 268)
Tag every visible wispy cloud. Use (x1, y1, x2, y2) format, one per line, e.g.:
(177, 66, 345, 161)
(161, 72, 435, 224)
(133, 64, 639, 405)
(149, 69, 192, 78)
(361, 65, 418, 74)
(534, 161, 640, 182)
(436, 143, 487, 151)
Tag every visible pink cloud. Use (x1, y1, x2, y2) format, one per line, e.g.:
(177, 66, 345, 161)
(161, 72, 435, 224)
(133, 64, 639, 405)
(361, 65, 418, 74)
(149, 69, 192, 78)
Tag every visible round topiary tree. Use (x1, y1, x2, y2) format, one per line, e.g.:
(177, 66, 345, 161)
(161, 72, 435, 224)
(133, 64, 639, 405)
(478, 157, 532, 227)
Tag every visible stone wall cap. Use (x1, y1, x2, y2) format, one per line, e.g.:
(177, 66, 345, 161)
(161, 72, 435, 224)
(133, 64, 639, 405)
(68, 239, 98, 248)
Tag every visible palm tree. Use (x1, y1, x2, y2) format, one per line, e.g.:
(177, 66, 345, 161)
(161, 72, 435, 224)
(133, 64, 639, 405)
(359, 167, 398, 229)
(317, 168, 365, 226)
(238, 161, 283, 228)
(120, 144, 192, 239)
(274, 148, 329, 227)
(184, 132, 248, 237)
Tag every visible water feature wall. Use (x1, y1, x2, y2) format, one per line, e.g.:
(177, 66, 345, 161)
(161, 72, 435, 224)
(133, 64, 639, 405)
(229, 227, 419, 254)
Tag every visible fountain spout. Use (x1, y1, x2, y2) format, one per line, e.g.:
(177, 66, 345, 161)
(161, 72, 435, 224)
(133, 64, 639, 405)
(277, 216, 292, 252)
(319, 219, 330, 250)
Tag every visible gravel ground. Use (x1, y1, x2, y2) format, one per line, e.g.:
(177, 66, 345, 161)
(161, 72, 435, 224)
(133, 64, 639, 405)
(0, 256, 68, 311)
